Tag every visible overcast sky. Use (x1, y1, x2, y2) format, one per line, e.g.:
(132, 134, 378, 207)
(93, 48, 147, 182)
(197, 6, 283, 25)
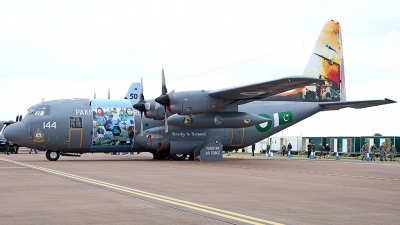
(1, 0, 399, 137)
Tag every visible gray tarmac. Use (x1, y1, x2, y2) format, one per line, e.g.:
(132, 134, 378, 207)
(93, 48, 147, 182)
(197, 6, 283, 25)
(1, 148, 400, 225)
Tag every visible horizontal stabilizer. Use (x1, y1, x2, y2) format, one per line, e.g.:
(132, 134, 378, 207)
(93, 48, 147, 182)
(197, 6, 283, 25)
(319, 98, 396, 111)
(209, 76, 323, 101)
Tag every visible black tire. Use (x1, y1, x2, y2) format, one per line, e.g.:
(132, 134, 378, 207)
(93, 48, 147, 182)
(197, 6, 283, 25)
(46, 150, 60, 161)
(169, 154, 187, 161)
(152, 151, 169, 160)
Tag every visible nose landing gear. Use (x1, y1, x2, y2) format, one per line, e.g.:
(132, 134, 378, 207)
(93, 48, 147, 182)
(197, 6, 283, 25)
(46, 150, 60, 161)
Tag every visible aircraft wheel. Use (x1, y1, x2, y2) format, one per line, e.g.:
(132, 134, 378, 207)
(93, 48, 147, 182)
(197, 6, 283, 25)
(170, 154, 187, 161)
(152, 151, 169, 160)
(46, 150, 60, 161)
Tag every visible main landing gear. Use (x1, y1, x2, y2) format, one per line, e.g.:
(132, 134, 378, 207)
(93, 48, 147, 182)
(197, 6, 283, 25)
(152, 151, 169, 160)
(46, 150, 60, 161)
(169, 154, 188, 161)
(152, 151, 188, 161)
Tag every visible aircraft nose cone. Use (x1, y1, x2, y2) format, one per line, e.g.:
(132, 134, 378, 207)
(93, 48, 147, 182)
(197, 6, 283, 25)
(4, 122, 27, 146)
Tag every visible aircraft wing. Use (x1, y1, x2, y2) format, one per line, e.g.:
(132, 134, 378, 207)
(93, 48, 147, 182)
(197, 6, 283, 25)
(319, 98, 396, 111)
(208, 76, 322, 101)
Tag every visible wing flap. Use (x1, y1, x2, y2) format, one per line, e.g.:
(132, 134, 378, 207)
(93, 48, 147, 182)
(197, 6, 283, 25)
(209, 76, 322, 100)
(319, 98, 396, 111)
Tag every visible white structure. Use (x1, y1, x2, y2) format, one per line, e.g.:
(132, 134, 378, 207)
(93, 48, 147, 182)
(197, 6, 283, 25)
(261, 136, 303, 152)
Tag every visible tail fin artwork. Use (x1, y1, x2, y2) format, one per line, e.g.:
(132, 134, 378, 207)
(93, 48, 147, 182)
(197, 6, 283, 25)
(124, 82, 141, 102)
(268, 20, 345, 102)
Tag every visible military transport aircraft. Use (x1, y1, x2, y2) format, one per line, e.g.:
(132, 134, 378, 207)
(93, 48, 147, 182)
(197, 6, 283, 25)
(4, 20, 396, 161)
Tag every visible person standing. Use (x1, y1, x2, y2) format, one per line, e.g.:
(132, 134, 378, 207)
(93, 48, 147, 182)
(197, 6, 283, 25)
(370, 143, 377, 161)
(389, 145, 397, 162)
(251, 144, 255, 156)
(281, 144, 287, 157)
(4, 140, 10, 155)
(361, 142, 368, 161)
(267, 143, 271, 156)
(287, 142, 292, 155)
(318, 143, 325, 159)
(29, 148, 38, 154)
(307, 142, 312, 158)
(379, 142, 386, 161)
(325, 144, 331, 159)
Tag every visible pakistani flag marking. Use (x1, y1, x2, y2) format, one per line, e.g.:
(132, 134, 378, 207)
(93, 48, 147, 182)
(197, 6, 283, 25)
(273, 111, 293, 127)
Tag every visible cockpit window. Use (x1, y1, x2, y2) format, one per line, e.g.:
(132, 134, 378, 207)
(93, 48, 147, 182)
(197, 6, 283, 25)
(29, 105, 50, 116)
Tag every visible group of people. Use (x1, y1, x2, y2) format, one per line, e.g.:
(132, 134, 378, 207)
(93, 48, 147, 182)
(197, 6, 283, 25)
(3, 145, 37, 155)
(280, 142, 292, 156)
(306, 142, 331, 159)
(3, 141, 21, 155)
(361, 142, 397, 161)
(318, 143, 331, 159)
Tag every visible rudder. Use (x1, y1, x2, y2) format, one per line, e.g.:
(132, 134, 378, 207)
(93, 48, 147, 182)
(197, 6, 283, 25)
(270, 20, 346, 102)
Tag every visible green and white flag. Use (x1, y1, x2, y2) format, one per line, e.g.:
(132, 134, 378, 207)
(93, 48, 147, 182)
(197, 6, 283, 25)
(273, 111, 293, 127)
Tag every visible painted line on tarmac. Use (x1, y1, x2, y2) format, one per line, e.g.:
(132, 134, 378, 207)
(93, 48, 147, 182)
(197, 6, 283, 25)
(176, 161, 400, 182)
(223, 156, 245, 160)
(0, 158, 284, 225)
(336, 161, 400, 166)
(0, 166, 26, 169)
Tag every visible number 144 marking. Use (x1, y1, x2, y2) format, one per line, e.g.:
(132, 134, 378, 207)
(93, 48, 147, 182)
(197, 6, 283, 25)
(43, 122, 56, 129)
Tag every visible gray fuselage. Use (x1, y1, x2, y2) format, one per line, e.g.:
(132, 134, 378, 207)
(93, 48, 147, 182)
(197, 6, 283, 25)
(4, 98, 322, 154)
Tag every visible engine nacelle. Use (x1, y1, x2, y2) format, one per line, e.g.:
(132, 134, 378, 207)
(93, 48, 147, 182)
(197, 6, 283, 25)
(134, 127, 170, 151)
(167, 112, 270, 128)
(168, 90, 230, 115)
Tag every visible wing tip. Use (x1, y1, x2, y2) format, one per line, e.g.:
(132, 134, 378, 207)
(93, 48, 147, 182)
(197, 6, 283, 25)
(384, 98, 397, 103)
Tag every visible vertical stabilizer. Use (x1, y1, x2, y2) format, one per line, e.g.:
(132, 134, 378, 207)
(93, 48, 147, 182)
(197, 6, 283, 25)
(268, 20, 345, 102)
(124, 82, 141, 103)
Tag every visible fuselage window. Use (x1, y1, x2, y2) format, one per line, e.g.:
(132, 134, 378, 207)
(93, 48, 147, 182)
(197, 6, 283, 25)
(69, 117, 83, 128)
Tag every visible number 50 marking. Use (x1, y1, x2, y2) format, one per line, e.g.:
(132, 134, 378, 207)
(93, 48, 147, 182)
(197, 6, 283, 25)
(43, 122, 57, 129)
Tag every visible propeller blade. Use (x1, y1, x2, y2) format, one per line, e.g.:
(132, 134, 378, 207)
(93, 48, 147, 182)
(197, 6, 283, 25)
(15, 115, 19, 122)
(139, 77, 145, 101)
(161, 68, 167, 95)
(131, 77, 146, 136)
(145, 103, 151, 111)
(155, 69, 171, 110)
(164, 106, 168, 133)
(168, 89, 176, 99)
(19, 115, 22, 122)
(140, 112, 144, 136)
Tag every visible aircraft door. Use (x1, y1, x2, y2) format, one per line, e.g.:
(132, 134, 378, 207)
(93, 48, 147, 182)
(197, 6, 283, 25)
(69, 129, 83, 148)
(230, 128, 244, 146)
(68, 117, 83, 148)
